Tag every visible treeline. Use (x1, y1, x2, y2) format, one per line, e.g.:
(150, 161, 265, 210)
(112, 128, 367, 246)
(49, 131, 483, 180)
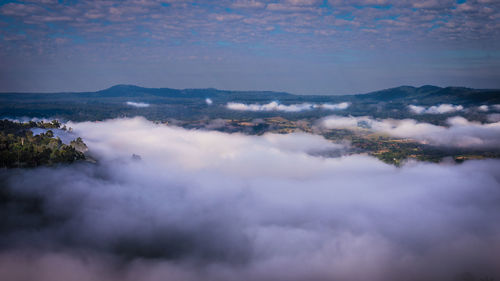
(0, 119, 86, 168)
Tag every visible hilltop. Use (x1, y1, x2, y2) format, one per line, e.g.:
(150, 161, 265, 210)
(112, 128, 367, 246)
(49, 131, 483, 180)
(354, 85, 500, 105)
(0, 85, 498, 122)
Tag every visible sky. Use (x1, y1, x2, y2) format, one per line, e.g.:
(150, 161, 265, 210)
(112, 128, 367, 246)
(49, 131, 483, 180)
(0, 0, 499, 94)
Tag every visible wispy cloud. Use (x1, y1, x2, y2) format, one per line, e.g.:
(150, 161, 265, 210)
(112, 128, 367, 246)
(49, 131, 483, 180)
(126, 101, 150, 108)
(1, 0, 499, 92)
(227, 101, 350, 112)
(320, 115, 500, 148)
(408, 104, 464, 114)
(478, 105, 489, 112)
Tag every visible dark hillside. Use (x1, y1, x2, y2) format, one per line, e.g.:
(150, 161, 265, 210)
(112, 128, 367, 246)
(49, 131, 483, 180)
(1, 85, 499, 121)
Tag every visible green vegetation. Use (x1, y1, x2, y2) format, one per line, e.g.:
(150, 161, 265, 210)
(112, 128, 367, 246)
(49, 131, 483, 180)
(0, 119, 86, 168)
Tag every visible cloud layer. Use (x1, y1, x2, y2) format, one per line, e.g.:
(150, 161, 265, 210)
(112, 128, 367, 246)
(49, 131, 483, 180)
(1, 0, 499, 93)
(126, 101, 150, 108)
(408, 104, 464, 114)
(320, 115, 500, 148)
(226, 101, 350, 112)
(1, 117, 500, 281)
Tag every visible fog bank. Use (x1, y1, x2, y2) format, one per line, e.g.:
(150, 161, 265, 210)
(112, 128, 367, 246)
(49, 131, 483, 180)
(320, 115, 500, 148)
(408, 104, 464, 114)
(1, 117, 499, 281)
(226, 101, 350, 112)
(126, 101, 150, 108)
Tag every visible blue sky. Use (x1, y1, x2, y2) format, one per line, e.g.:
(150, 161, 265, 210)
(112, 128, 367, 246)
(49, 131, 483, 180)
(0, 0, 499, 94)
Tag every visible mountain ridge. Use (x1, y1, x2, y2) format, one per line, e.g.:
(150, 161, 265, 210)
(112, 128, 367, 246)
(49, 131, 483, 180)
(1, 84, 499, 107)
(3, 84, 498, 97)
(0, 83, 499, 122)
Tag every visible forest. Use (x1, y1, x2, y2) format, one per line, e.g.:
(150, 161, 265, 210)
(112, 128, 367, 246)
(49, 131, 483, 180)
(0, 119, 86, 168)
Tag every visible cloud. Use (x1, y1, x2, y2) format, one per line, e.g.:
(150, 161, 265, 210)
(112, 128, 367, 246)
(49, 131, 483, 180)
(321, 102, 350, 110)
(478, 105, 489, 112)
(126, 101, 150, 108)
(0, 3, 43, 17)
(408, 104, 464, 114)
(231, 0, 266, 9)
(226, 101, 350, 112)
(1, 0, 500, 93)
(285, 0, 322, 6)
(320, 115, 500, 148)
(487, 113, 500, 122)
(456, 2, 476, 12)
(412, 0, 447, 9)
(1, 117, 500, 281)
(266, 0, 318, 12)
(213, 14, 245, 21)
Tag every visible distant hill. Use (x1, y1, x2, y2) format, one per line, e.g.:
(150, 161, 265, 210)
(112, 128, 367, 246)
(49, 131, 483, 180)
(2, 84, 498, 104)
(355, 85, 500, 105)
(81, 84, 294, 100)
(1, 84, 499, 122)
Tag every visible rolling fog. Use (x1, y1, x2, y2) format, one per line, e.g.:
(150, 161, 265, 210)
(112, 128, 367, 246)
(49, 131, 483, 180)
(226, 101, 350, 112)
(320, 115, 500, 148)
(1, 117, 500, 281)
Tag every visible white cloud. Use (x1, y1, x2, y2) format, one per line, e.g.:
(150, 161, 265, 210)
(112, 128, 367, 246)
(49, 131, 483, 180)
(231, 0, 266, 9)
(478, 105, 489, 112)
(1, 117, 499, 281)
(320, 115, 500, 148)
(126, 101, 150, 108)
(318, 102, 350, 110)
(214, 14, 244, 21)
(407, 105, 426, 114)
(266, 3, 317, 12)
(226, 101, 350, 112)
(69, 117, 345, 173)
(487, 113, 500, 122)
(285, 0, 322, 5)
(408, 104, 464, 114)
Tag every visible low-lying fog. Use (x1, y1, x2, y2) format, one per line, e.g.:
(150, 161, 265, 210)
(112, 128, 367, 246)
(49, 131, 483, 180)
(1, 117, 499, 281)
(226, 101, 350, 112)
(320, 115, 500, 148)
